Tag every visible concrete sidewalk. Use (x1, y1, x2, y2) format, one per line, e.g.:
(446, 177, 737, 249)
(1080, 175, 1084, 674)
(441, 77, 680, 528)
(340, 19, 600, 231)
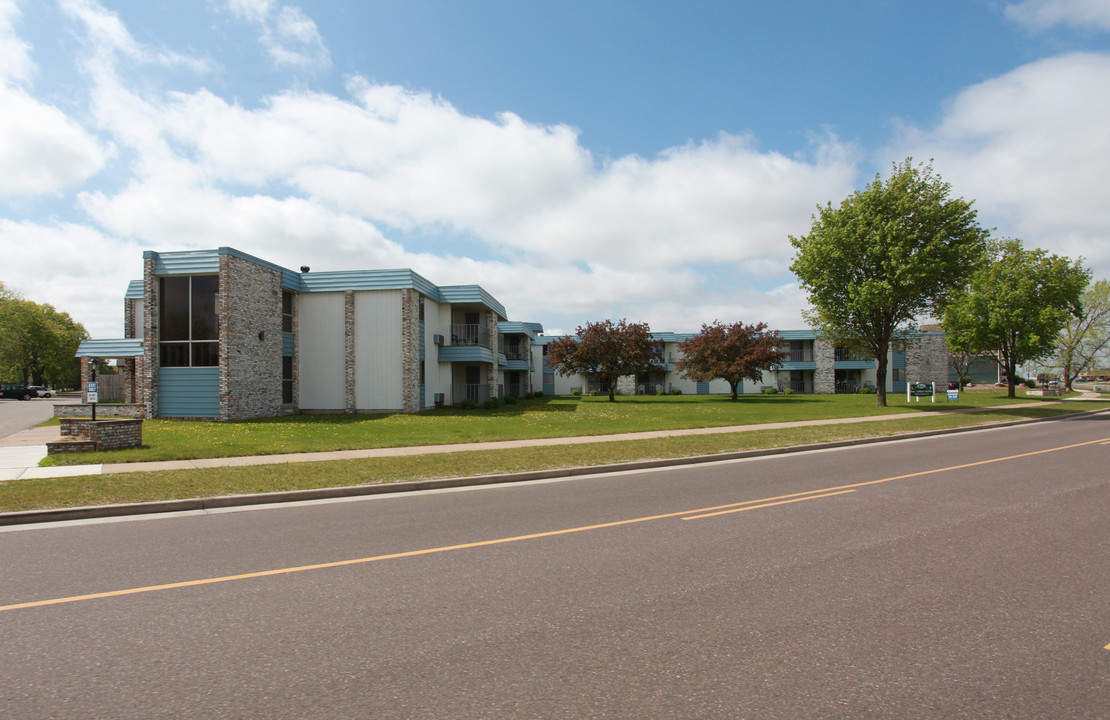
(1, 391, 1104, 482)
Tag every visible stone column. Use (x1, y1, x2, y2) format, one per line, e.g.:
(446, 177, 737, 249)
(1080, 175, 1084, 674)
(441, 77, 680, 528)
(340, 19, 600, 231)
(814, 339, 836, 394)
(344, 290, 355, 413)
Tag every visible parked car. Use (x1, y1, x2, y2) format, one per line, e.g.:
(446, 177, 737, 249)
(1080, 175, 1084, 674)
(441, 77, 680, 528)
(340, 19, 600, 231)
(1, 383, 38, 400)
(29, 386, 53, 398)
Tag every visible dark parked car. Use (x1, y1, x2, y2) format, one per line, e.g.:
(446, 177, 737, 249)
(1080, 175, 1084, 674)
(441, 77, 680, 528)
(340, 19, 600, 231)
(1, 383, 38, 400)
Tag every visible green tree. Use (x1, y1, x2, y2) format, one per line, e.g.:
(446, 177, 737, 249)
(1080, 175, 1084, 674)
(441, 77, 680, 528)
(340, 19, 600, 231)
(790, 159, 990, 406)
(546, 319, 660, 402)
(1054, 279, 1110, 391)
(675, 321, 788, 400)
(0, 285, 88, 387)
(942, 239, 1089, 398)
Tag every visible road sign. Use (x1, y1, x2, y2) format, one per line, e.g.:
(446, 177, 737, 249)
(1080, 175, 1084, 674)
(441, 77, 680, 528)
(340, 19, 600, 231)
(87, 381, 98, 404)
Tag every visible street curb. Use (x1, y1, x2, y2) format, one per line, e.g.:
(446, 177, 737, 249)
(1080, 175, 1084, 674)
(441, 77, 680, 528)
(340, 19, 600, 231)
(5, 408, 1106, 527)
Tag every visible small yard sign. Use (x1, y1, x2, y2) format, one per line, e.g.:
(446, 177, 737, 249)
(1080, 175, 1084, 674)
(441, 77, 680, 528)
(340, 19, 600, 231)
(87, 381, 99, 404)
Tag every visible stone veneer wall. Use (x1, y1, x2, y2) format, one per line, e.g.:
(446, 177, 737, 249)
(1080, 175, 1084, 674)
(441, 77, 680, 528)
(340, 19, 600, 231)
(400, 289, 422, 413)
(219, 254, 284, 420)
(905, 334, 949, 389)
(814, 339, 836, 394)
(344, 290, 356, 413)
(141, 255, 158, 418)
(485, 310, 499, 395)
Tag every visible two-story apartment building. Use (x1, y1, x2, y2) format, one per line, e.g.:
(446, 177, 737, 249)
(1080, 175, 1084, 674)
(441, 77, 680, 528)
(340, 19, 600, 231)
(532, 329, 947, 397)
(75, 247, 541, 420)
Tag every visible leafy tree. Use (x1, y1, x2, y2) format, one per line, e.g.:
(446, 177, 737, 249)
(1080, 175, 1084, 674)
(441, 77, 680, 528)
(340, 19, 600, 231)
(946, 348, 985, 390)
(0, 285, 88, 387)
(790, 159, 990, 406)
(675, 321, 788, 400)
(546, 319, 660, 402)
(942, 239, 1089, 398)
(1054, 279, 1110, 390)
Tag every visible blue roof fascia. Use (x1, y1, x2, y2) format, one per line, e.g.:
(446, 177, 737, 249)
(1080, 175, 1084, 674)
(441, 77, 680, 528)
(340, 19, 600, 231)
(497, 322, 537, 340)
(145, 249, 220, 275)
(124, 280, 144, 300)
(76, 338, 145, 358)
(438, 285, 507, 320)
(297, 267, 441, 298)
(503, 359, 530, 371)
(522, 322, 544, 335)
(780, 361, 817, 371)
(835, 360, 877, 370)
(777, 330, 818, 341)
(438, 345, 495, 364)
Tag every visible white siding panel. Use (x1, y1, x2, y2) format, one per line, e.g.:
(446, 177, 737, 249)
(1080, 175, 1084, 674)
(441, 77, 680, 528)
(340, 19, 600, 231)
(298, 293, 346, 409)
(354, 290, 402, 410)
(134, 301, 144, 339)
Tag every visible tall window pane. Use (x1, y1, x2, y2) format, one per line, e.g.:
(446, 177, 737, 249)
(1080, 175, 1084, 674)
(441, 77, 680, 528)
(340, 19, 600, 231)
(160, 277, 190, 342)
(191, 275, 219, 341)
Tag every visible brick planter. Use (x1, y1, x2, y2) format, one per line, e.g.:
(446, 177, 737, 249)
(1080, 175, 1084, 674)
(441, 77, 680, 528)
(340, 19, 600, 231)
(49, 418, 143, 454)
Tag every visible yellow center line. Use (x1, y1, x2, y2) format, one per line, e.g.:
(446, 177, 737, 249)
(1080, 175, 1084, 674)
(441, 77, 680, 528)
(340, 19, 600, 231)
(682, 490, 857, 519)
(3, 436, 1107, 614)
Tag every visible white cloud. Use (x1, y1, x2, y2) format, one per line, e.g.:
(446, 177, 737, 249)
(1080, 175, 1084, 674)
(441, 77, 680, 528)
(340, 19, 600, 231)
(0, 85, 109, 197)
(0, 1, 108, 198)
(1006, 0, 1110, 31)
(0, 219, 145, 338)
(219, 0, 330, 71)
(0, 0, 32, 83)
(888, 52, 1110, 275)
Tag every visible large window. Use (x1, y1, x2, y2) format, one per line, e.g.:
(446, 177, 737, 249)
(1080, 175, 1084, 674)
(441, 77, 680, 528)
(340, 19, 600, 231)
(282, 291, 293, 333)
(160, 275, 219, 367)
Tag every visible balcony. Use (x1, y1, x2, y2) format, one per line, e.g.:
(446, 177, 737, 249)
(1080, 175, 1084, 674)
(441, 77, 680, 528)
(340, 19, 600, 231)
(778, 380, 814, 394)
(451, 323, 490, 349)
(452, 383, 500, 404)
(834, 348, 872, 362)
(503, 345, 529, 361)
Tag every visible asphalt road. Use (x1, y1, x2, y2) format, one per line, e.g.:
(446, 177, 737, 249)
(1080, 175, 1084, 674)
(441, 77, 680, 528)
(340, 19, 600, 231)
(0, 393, 78, 440)
(2, 413, 1108, 718)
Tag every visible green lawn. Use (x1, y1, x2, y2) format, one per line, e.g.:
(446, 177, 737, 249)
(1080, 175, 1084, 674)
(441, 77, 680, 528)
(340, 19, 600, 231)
(2, 402, 1095, 513)
(44, 389, 1087, 466)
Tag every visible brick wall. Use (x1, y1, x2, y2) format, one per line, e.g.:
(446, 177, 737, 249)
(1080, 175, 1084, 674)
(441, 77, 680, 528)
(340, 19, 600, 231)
(814, 339, 836, 394)
(55, 418, 143, 451)
(220, 254, 284, 420)
(906, 334, 948, 389)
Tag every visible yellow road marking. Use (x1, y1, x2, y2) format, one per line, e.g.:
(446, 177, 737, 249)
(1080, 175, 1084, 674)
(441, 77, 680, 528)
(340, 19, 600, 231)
(682, 490, 857, 519)
(3, 436, 1107, 614)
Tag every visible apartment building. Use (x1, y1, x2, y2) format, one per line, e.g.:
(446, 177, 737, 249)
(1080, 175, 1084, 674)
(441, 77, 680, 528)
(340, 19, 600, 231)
(75, 247, 541, 420)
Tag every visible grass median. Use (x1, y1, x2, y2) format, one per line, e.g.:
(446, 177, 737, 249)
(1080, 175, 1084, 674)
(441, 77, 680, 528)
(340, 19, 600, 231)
(4, 397, 1102, 513)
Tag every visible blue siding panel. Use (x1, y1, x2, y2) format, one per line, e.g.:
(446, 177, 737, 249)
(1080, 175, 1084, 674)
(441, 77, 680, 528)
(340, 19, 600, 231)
(147, 249, 220, 275)
(76, 338, 145, 357)
(282, 333, 295, 356)
(696, 381, 710, 395)
(439, 346, 495, 364)
(158, 368, 220, 418)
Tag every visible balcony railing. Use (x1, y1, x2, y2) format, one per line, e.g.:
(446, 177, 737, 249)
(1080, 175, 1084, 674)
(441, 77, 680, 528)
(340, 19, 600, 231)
(505, 381, 528, 398)
(452, 383, 500, 404)
(835, 348, 873, 362)
(786, 348, 813, 362)
(451, 324, 490, 349)
(503, 345, 529, 361)
(778, 380, 814, 394)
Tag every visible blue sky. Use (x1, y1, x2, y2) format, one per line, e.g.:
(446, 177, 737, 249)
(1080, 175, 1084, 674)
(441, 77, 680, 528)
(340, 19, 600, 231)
(2, 0, 1109, 338)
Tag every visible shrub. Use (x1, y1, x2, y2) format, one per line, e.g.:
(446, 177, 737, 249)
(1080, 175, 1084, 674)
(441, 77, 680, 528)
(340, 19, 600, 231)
(533, 391, 544, 398)
(571, 388, 581, 396)
(783, 388, 794, 395)
(671, 388, 682, 395)
(589, 389, 599, 396)
(483, 397, 501, 410)
(459, 398, 476, 410)
(763, 387, 779, 395)
(504, 394, 517, 405)
(1024, 379, 1037, 388)
(655, 387, 665, 395)
(858, 386, 875, 394)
